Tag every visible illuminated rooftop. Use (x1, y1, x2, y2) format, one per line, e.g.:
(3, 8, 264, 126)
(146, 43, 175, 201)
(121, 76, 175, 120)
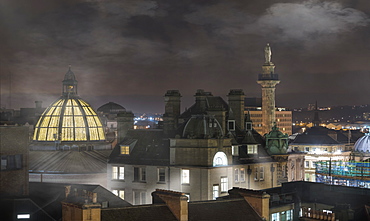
(33, 67, 105, 142)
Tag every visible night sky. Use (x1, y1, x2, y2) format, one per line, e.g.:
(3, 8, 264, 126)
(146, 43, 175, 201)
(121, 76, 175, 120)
(1, 0, 370, 113)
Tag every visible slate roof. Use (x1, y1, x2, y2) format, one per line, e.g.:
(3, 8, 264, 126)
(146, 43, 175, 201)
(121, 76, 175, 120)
(101, 204, 177, 221)
(179, 96, 229, 119)
(29, 150, 111, 173)
(189, 198, 263, 221)
(290, 127, 340, 145)
(29, 182, 131, 221)
(97, 102, 125, 114)
(109, 129, 170, 166)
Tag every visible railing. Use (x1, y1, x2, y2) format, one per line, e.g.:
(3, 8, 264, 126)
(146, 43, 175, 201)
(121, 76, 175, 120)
(315, 161, 370, 179)
(258, 74, 279, 80)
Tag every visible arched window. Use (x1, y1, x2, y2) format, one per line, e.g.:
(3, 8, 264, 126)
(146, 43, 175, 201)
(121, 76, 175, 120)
(213, 152, 228, 166)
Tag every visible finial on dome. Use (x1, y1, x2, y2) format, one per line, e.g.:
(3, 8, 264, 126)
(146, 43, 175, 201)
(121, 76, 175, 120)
(69, 64, 72, 70)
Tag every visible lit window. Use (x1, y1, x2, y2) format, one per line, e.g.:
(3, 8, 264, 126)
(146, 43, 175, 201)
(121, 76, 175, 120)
(112, 166, 124, 180)
(240, 168, 246, 182)
(134, 167, 146, 182)
(232, 146, 239, 156)
(120, 145, 129, 155)
(17, 214, 30, 219)
(213, 152, 228, 166)
(234, 168, 239, 182)
(247, 145, 258, 154)
(112, 189, 124, 199)
(259, 166, 264, 181)
(119, 190, 125, 199)
(182, 169, 190, 184)
(184, 194, 190, 202)
(158, 168, 166, 182)
(112, 189, 118, 195)
(286, 209, 293, 221)
(271, 212, 280, 221)
(213, 185, 219, 200)
(221, 177, 228, 192)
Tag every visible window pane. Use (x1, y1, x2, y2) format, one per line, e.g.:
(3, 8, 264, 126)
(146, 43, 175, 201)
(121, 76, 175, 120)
(182, 169, 190, 184)
(213, 185, 219, 200)
(112, 166, 118, 179)
(119, 167, 124, 180)
(119, 190, 125, 199)
(141, 168, 146, 181)
(158, 168, 165, 182)
(234, 169, 239, 182)
(240, 168, 245, 182)
(221, 177, 228, 192)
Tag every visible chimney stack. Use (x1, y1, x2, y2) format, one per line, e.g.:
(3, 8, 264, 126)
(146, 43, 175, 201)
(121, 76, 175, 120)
(163, 90, 181, 137)
(117, 111, 134, 143)
(228, 187, 270, 220)
(152, 189, 188, 221)
(227, 89, 245, 130)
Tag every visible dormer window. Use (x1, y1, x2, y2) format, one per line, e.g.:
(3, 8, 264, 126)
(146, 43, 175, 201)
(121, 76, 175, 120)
(246, 122, 252, 130)
(120, 145, 129, 155)
(228, 120, 235, 131)
(247, 144, 258, 154)
(232, 145, 239, 156)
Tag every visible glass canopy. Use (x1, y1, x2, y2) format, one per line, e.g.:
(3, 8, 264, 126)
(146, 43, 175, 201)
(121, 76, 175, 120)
(33, 98, 105, 142)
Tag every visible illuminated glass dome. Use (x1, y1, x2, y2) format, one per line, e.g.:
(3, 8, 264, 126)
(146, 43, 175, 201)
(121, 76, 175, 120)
(33, 67, 105, 142)
(354, 134, 370, 153)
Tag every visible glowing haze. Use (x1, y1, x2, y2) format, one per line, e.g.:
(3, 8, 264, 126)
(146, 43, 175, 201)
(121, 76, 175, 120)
(1, 0, 369, 113)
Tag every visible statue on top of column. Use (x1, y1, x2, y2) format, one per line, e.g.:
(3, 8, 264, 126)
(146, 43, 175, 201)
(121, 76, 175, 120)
(264, 43, 272, 64)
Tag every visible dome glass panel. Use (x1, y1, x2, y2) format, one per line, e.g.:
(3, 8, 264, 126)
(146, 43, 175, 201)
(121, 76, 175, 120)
(33, 98, 105, 142)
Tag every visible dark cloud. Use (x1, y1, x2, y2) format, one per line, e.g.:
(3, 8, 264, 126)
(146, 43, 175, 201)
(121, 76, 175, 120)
(1, 0, 369, 113)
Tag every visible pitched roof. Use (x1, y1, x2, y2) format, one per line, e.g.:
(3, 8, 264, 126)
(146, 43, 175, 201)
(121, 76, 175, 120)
(29, 182, 131, 221)
(189, 198, 263, 221)
(290, 127, 340, 145)
(179, 96, 229, 119)
(101, 204, 177, 221)
(109, 129, 170, 166)
(29, 150, 111, 173)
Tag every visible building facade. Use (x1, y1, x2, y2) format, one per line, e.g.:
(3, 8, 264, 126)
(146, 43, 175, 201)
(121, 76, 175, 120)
(247, 109, 292, 136)
(107, 89, 304, 205)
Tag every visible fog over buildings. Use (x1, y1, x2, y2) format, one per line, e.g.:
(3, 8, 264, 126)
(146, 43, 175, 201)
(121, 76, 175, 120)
(1, 1, 370, 221)
(1, 0, 370, 113)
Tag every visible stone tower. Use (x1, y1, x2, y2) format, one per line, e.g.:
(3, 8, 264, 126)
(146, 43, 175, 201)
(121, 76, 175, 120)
(257, 43, 280, 135)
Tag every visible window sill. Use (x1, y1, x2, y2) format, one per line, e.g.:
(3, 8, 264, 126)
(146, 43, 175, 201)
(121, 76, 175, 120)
(157, 181, 166, 184)
(132, 181, 146, 183)
(181, 183, 190, 186)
